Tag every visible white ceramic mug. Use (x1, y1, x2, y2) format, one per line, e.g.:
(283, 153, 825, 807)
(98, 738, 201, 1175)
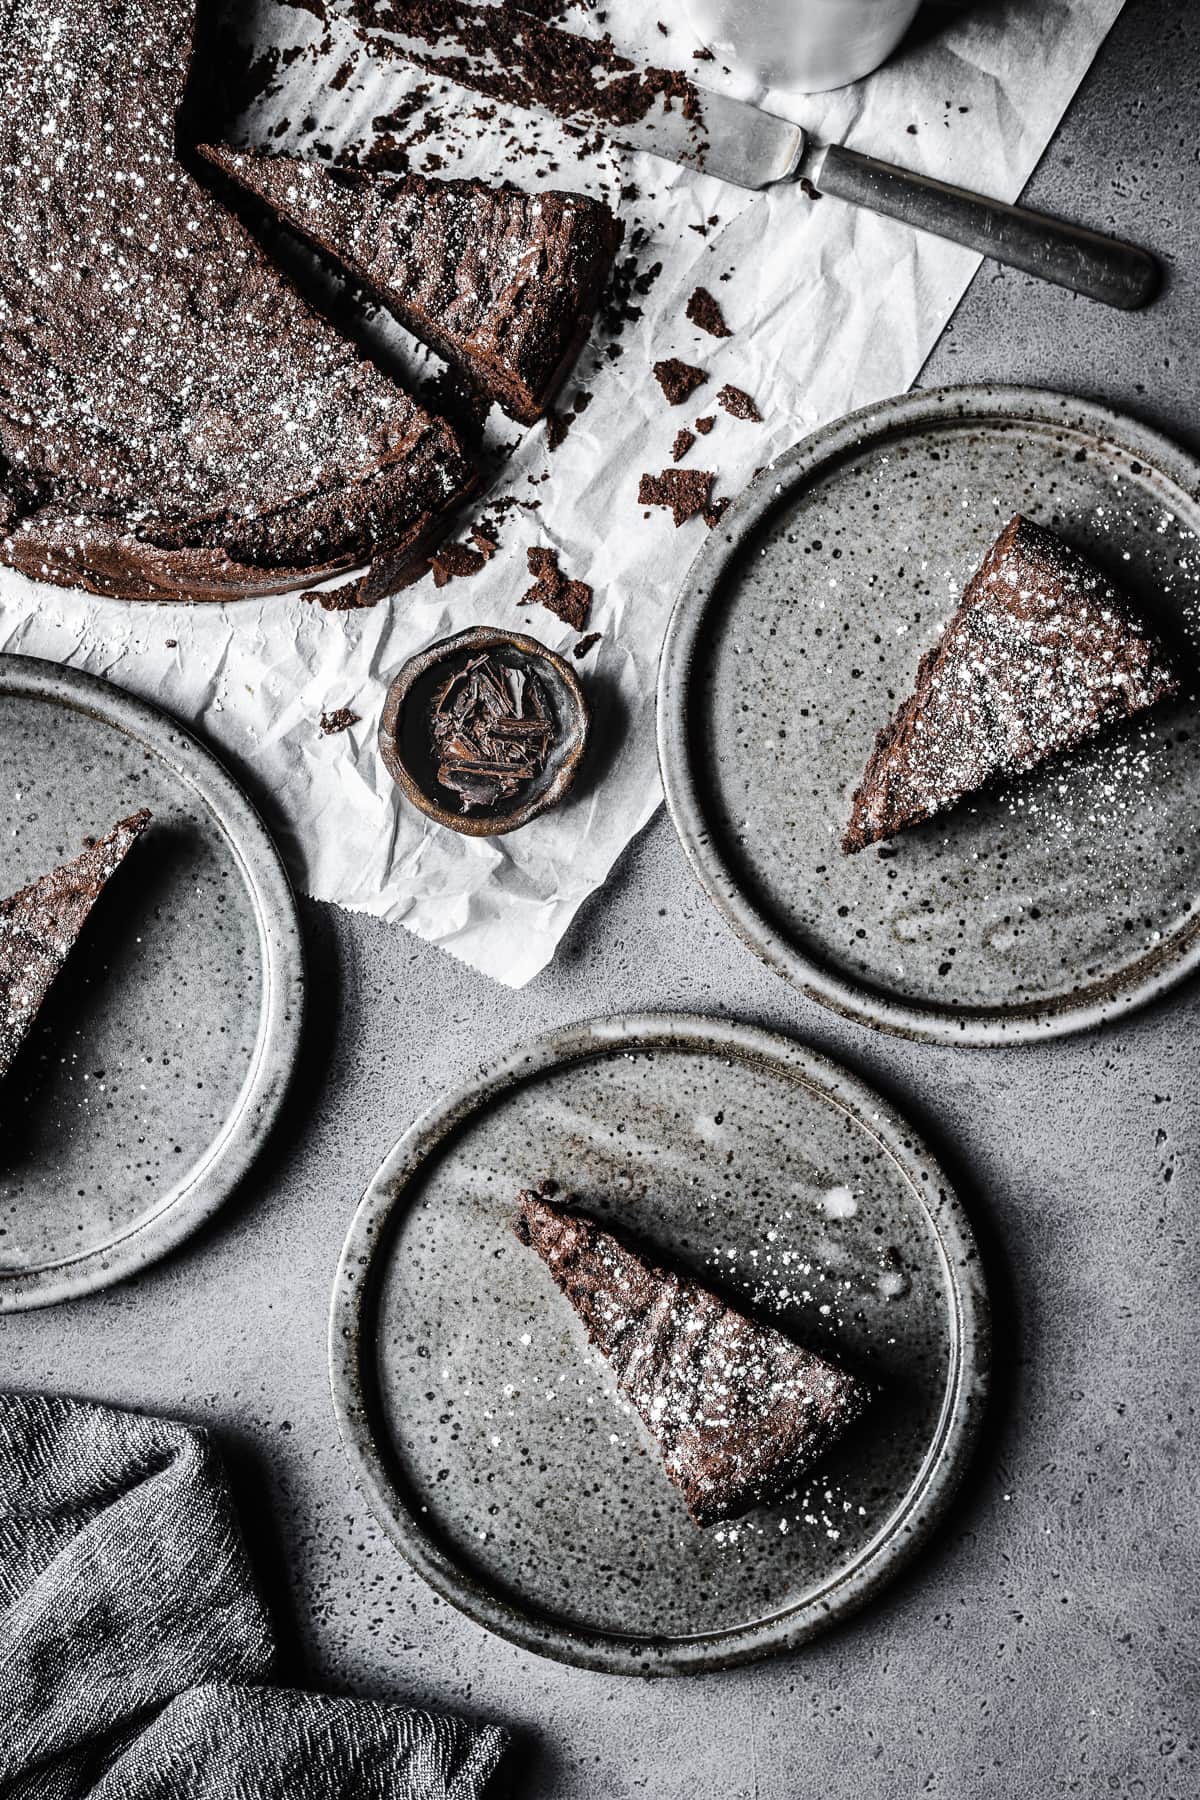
(680, 0, 923, 93)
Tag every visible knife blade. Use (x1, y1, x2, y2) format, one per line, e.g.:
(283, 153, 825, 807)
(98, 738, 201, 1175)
(606, 86, 1159, 311)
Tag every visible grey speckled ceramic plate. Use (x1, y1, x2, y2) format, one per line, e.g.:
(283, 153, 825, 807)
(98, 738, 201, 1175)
(330, 1014, 989, 1675)
(0, 655, 304, 1309)
(657, 386, 1200, 1045)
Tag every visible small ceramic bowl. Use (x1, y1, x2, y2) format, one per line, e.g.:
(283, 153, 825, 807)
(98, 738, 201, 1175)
(379, 625, 590, 836)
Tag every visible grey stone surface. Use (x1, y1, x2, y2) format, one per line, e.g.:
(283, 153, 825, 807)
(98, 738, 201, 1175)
(3, 1, 1198, 1793)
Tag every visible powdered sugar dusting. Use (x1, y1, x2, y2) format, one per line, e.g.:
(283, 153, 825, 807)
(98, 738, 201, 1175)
(845, 514, 1180, 854)
(0, 0, 470, 599)
(515, 1188, 869, 1527)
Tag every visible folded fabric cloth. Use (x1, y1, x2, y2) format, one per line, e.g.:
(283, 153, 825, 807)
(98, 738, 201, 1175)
(0, 1394, 507, 1800)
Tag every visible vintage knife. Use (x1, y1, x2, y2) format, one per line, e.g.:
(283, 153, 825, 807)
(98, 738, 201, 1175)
(378, 5, 1155, 312)
(372, 11, 1157, 310)
(599, 82, 1160, 311)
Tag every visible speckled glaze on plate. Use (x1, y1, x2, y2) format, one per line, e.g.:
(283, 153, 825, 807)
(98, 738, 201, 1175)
(329, 1013, 989, 1675)
(657, 386, 1200, 1044)
(0, 655, 304, 1309)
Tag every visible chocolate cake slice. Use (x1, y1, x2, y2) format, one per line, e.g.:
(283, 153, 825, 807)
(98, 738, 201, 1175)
(514, 1188, 868, 1526)
(0, 1, 474, 602)
(0, 812, 151, 1082)
(843, 515, 1179, 854)
(199, 147, 624, 425)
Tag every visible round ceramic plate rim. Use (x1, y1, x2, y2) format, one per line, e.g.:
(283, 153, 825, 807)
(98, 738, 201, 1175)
(0, 653, 305, 1310)
(656, 383, 1200, 1047)
(329, 1011, 990, 1676)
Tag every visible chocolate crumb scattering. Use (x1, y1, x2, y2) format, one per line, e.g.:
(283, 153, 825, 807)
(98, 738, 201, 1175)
(430, 542, 488, 587)
(718, 383, 762, 422)
(573, 632, 601, 659)
(671, 428, 696, 463)
(546, 388, 594, 452)
(0, 811, 151, 1082)
(686, 286, 732, 338)
(521, 546, 592, 631)
(319, 706, 360, 735)
(638, 467, 716, 527)
(694, 414, 715, 435)
(513, 1188, 869, 1526)
(654, 358, 708, 406)
(429, 652, 554, 813)
(353, 0, 703, 133)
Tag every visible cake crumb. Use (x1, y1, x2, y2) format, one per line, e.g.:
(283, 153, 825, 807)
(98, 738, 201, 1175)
(521, 546, 592, 630)
(718, 383, 762, 422)
(638, 467, 716, 527)
(430, 542, 487, 586)
(686, 286, 732, 338)
(319, 706, 359, 735)
(654, 357, 708, 406)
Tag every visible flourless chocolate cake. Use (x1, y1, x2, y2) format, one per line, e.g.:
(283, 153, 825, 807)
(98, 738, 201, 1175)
(200, 147, 624, 425)
(843, 514, 1179, 854)
(514, 1188, 868, 1527)
(0, 811, 150, 1082)
(0, 1, 474, 602)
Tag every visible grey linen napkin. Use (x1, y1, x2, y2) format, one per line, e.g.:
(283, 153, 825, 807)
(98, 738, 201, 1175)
(0, 1393, 507, 1800)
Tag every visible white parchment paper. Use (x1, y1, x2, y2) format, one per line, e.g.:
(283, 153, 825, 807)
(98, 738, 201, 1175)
(0, 0, 1124, 985)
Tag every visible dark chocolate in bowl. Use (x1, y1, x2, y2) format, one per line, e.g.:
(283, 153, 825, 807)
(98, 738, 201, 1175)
(379, 625, 590, 836)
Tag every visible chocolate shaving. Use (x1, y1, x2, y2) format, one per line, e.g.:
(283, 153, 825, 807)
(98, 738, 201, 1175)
(686, 286, 732, 338)
(573, 632, 601, 659)
(718, 383, 762, 422)
(520, 546, 592, 631)
(654, 358, 708, 406)
(694, 415, 715, 434)
(429, 652, 554, 812)
(671, 428, 695, 463)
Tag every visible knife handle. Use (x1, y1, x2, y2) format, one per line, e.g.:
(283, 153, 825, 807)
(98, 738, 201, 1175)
(814, 144, 1160, 311)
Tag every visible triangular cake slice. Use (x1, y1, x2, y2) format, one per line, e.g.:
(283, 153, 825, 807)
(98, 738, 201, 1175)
(843, 515, 1179, 853)
(0, 811, 150, 1081)
(514, 1188, 868, 1526)
(199, 146, 623, 425)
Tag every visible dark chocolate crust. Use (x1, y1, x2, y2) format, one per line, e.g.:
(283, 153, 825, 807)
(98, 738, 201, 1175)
(514, 1189, 868, 1527)
(843, 514, 1180, 854)
(0, 1, 474, 602)
(0, 811, 151, 1081)
(200, 147, 624, 426)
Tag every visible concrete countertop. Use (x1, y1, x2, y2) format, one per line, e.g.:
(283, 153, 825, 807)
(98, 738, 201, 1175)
(4, 2, 1198, 1793)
